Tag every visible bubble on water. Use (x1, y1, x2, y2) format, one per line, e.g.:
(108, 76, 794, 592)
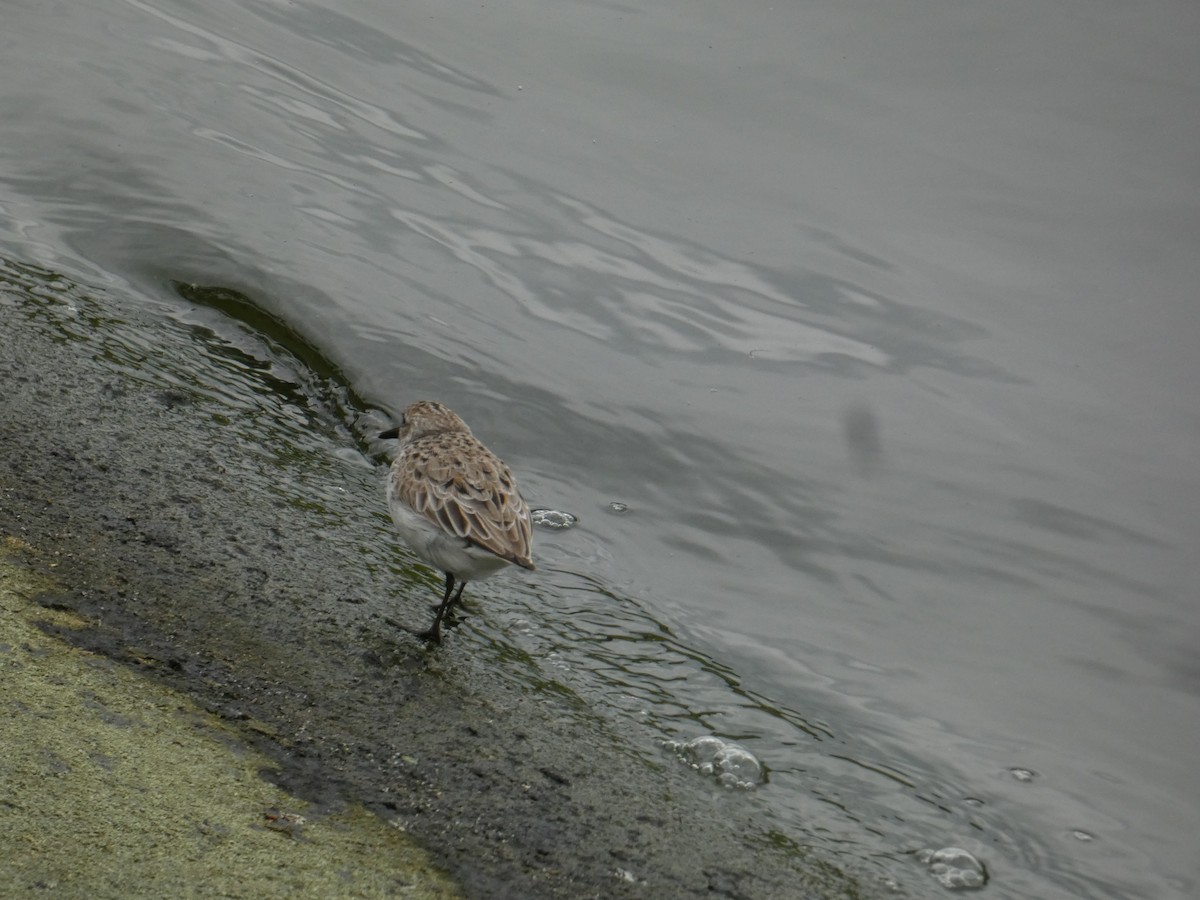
(1009, 767, 1037, 782)
(530, 508, 577, 529)
(917, 847, 987, 891)
(963, 797, 985, 808)
(1071, 829, 1095, 842)
(607, 501, 628, 515)
(613, 868, 637, 883)
(665, 735, 764, 789)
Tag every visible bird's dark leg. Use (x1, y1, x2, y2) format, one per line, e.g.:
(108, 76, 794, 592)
(445, 578, 468, 618)
(418, 573, 466, 644)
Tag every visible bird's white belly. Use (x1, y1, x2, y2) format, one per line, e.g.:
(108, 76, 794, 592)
(387, 495, 511, 582)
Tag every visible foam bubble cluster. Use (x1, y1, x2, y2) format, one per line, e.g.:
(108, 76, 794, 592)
(918, 847, 987, 890)
(666, 735, 764, 789)
(530, 508, 577, 529)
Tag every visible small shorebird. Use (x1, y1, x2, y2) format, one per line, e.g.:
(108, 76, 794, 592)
(380, 400, 535, 643)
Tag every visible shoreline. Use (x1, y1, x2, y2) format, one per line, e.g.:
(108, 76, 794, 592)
(1, 257, 882, 898)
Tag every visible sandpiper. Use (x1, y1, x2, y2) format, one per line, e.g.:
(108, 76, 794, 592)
(380, 400, 535, 643)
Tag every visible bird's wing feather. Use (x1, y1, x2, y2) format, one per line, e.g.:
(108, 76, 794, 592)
(394, 434, 534, 569)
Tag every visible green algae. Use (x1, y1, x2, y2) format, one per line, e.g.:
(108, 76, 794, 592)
(0, 546, 458, 900)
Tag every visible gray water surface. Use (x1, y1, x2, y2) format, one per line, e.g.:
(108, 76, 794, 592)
(3, 1, 1198, 896)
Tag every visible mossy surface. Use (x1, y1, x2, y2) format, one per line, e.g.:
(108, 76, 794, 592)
(0, 547, 457, 899)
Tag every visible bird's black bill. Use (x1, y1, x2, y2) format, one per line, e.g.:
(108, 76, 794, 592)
(379, 426, 401, 440)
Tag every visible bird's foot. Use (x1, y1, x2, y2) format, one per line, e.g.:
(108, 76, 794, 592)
(414, 626, 442, 645)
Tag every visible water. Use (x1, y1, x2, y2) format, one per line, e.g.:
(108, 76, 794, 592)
(3, 1, 1198, 896)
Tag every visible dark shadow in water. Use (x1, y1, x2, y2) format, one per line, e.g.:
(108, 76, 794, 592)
(1012, 497, 1165, 547)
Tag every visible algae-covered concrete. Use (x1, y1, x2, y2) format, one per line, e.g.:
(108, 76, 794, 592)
(0, 547, 456, 898)
(0, 258, 885, 898)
